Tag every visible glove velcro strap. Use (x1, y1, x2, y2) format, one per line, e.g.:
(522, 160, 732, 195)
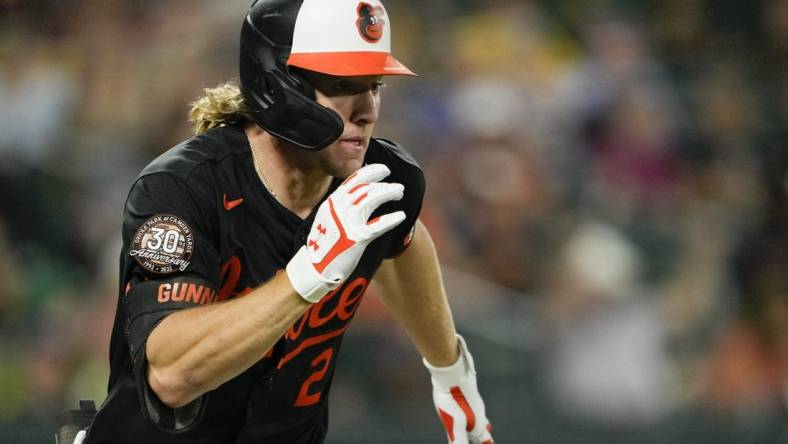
(286, 246, 341, 303)
(423, 334, 477, 391)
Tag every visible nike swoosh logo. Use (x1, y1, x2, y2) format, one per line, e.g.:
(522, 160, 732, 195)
(223, 194, 244, 211)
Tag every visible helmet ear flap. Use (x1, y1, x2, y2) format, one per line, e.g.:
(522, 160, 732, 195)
(252, 69, 343, 151)
(239, 0, 341, 150)
(287, 67, 316, 101)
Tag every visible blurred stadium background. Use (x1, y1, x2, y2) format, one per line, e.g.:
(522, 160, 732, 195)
(1, 0, 787, 442)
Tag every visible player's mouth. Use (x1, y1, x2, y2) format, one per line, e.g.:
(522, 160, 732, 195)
(338, 136, 366, 151)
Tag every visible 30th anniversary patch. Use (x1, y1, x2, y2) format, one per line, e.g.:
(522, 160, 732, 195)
(130, 214, 194, 274)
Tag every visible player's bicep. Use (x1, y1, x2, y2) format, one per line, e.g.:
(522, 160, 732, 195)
(123, 274, 219, 432)
(376, 220, 439, 302)
(120, 173, 221, 431)
(124, 275, 219, 361)
(122, 173, 221, 343)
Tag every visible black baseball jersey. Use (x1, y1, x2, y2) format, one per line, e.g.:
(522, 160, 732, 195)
(85, 125, 424, 444)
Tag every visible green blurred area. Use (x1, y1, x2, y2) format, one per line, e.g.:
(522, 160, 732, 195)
(1, 0, 787, 442)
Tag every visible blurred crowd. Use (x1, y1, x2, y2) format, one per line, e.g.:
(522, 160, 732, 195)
(1, 0, 786, 442)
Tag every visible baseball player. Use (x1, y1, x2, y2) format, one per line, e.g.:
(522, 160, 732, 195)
(78, 1, 493, 443)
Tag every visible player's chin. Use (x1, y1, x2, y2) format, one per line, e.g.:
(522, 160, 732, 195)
(330, 152, 367, 178)
(334, 157, 365, 179)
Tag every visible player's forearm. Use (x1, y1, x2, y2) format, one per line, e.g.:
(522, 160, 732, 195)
(146, 271, 310, 407)
(375, 221, 459, 367)
(378, 226, 494, 443)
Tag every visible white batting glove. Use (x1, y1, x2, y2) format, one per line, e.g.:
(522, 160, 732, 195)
(424, 335, 494, 444)
(287, 163, 406, 303)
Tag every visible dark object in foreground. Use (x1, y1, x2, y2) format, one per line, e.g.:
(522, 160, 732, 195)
(55, 400, 96, 444)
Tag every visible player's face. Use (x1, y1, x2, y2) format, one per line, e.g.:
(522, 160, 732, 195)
(299, 71, 383, 178)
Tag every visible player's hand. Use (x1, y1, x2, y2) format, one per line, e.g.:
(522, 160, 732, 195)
(287, 163, 405, 303)
(425, 335, 494, 444)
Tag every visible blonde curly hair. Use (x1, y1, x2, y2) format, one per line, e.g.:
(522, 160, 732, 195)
(187, 81, 253, 135)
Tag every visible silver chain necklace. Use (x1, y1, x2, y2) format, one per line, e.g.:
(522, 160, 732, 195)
(247, 133, 279, 200)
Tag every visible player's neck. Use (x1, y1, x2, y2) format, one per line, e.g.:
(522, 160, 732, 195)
(246, 126, 333, 219)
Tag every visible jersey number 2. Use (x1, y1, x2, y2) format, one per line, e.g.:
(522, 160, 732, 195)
(294, 348, 334, 407)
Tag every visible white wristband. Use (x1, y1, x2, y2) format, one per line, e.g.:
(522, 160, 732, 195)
(286, 246, 341, 303)
(423, 334, 477, 391)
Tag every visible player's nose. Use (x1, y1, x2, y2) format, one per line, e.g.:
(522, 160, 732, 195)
(349, 89, 379, 126)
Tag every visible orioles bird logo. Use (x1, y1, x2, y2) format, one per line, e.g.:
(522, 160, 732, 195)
(356, 2, 385, 43)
